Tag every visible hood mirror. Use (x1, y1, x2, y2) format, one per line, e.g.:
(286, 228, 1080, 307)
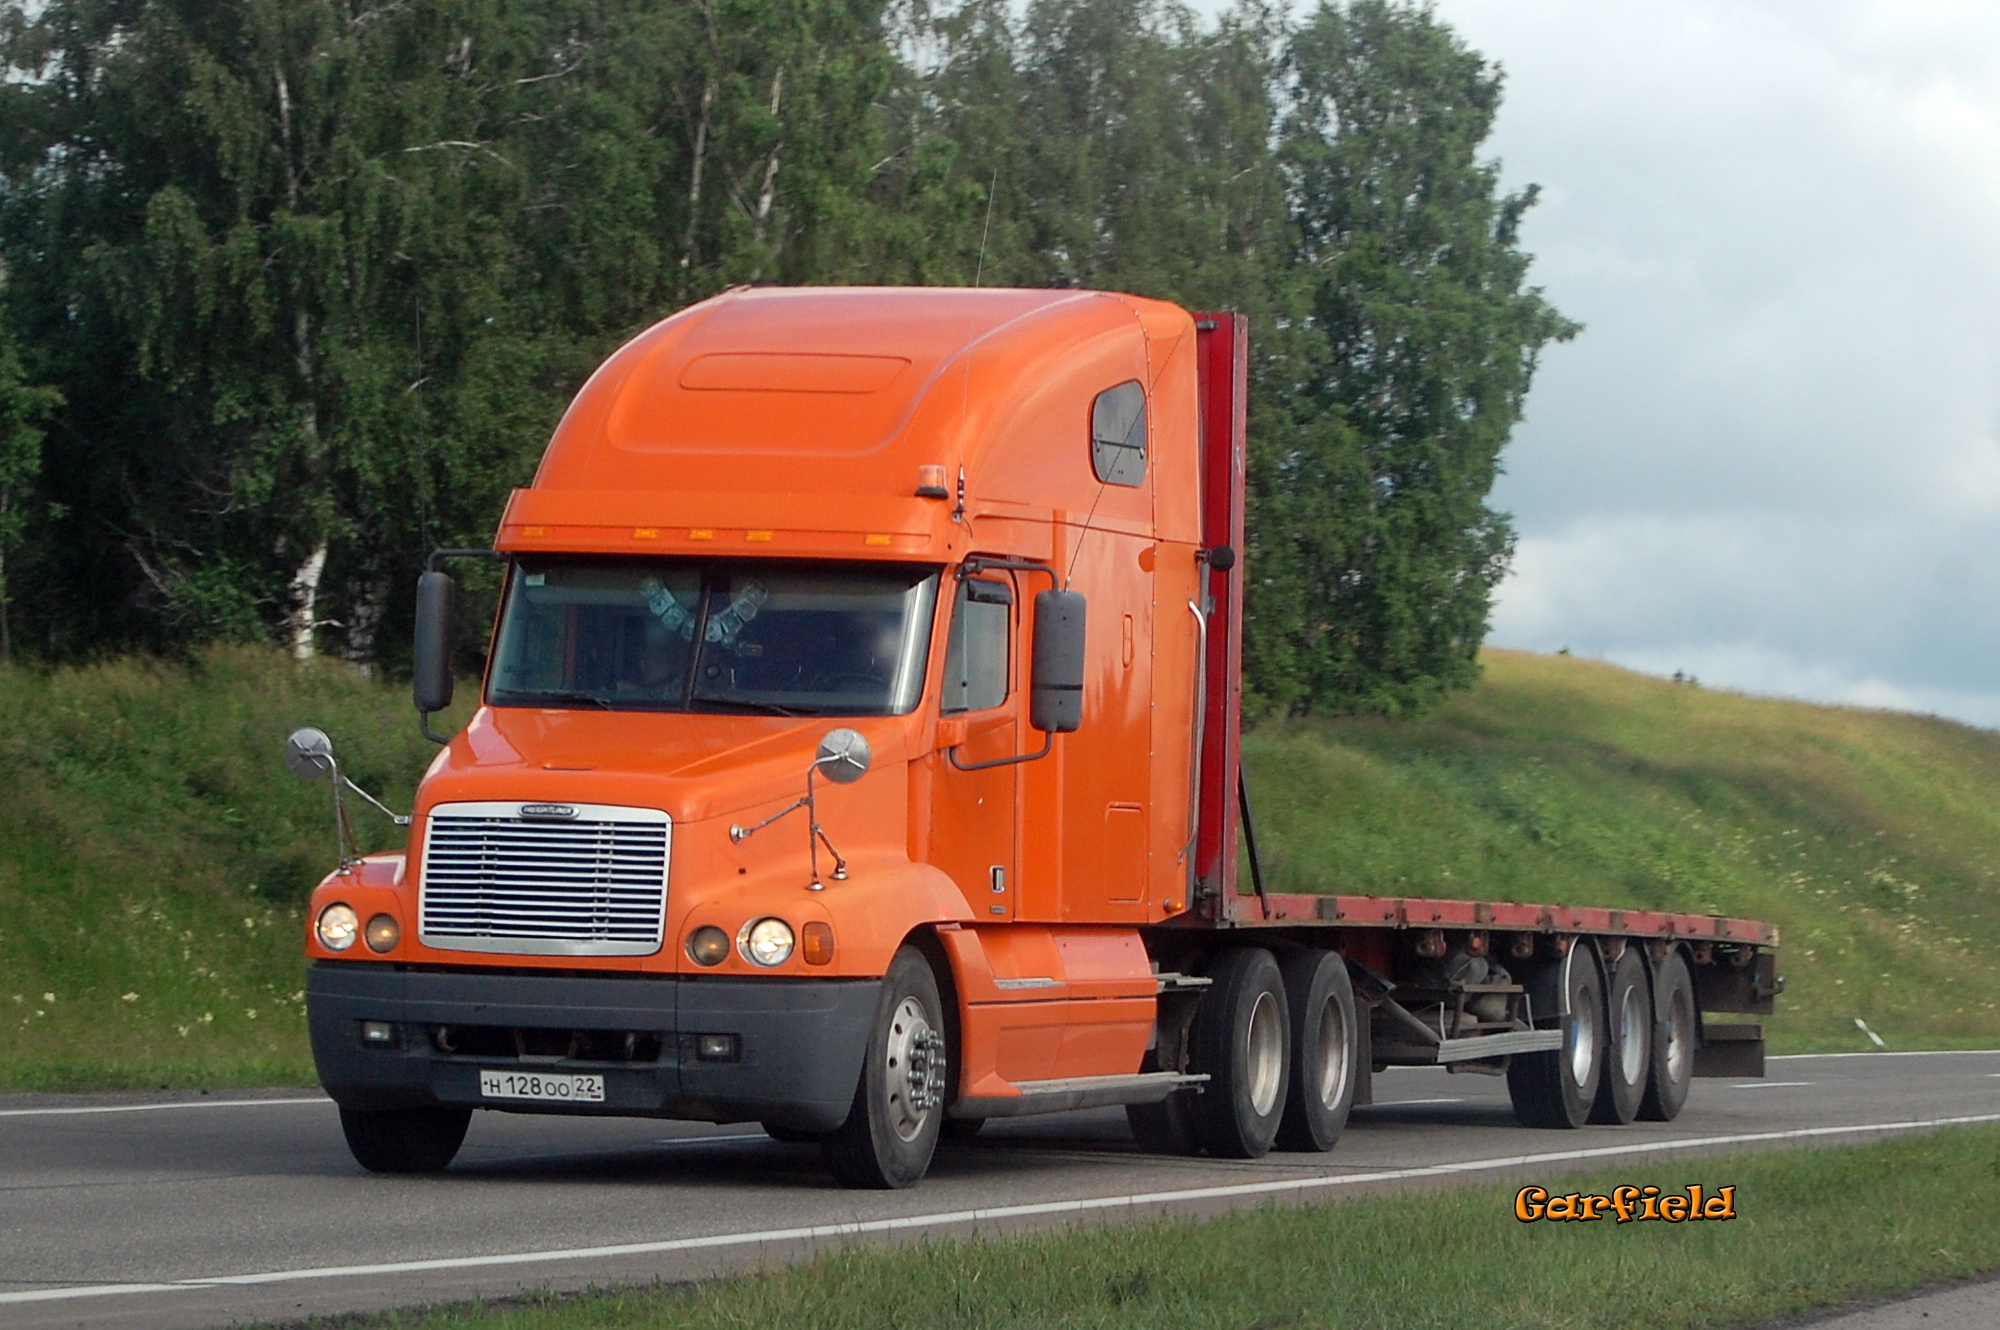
(728, 727, 873, 889)
(285, 727, 336, 781)
(814, 728, 872, 785)
(281, 726, 411, 872)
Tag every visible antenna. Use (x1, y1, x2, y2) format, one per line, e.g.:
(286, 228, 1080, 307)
(973, 168, 998, 288)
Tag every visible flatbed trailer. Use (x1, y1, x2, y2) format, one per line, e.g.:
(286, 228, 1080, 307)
(293, 288, 1779, 1187)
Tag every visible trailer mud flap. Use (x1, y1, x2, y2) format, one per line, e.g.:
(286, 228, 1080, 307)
(1692, 1022, 1764, 1078)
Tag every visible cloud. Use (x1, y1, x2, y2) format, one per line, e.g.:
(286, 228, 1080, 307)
(1423, 0, 2000, 724)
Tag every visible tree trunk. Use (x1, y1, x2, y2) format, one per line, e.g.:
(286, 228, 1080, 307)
(287, 541, 327, 661)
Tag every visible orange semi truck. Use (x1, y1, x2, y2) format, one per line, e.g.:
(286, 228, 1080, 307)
(293, 287, 1780, 1188)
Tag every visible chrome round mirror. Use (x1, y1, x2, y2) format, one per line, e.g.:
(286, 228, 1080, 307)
(285, 727, 336, 781)
(814, 728, 872, 785)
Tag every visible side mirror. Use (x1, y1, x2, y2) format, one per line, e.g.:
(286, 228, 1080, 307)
(412, 570, 458, 716)
(1030, 589, 1086, 733)
(285, 727, 335, 781)
(815, 728, 872, 784)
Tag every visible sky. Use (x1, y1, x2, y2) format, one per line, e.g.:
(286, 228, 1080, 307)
(1408, 0, 2000, 725)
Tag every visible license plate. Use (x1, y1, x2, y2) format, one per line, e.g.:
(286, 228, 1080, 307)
(479, 1070, 605, 1103)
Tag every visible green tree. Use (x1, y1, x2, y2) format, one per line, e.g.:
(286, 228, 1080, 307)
(0, 305, 62, 662)
(1242, 0, 1578, 717)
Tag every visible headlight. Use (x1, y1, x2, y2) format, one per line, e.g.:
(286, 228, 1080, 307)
(316, 903, 359, 952)
(738, 917, 795, 967)
(364, 914, 401, 954)
(686, 926, 731, 967)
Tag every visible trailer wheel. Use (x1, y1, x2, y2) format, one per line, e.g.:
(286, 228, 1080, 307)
(824, 946, 947, 1189)
(1274, 950, 1358, 1152)
(338, 1105, 470, 1174)
(1190, 947, 1290, 1159)
(1590, 946, 1649, 1125)
(1506, 944, 1605, 1129)
(1638, 950, 1696, 1121)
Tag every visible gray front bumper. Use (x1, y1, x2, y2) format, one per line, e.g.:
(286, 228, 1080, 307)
(307, 961, 879, 1133)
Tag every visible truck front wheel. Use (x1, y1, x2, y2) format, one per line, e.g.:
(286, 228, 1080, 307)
(824, 946, 947, 1189)
(338, 1105, 471, 1174)
(1191, 947, 1290, 1159)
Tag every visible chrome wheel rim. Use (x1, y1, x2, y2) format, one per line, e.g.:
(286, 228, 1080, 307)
(1664, 987, 1693, 1084)
(1618, 984, 1648, 1085)
(1568, 989, 1599, 1089)
(1316, 994, 1351, 1110)
(884, 995, 944, 1143)
(1245, 990, 1283, 1117)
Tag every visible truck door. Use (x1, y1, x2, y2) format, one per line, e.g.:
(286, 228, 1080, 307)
(930, 573, 1020, 918)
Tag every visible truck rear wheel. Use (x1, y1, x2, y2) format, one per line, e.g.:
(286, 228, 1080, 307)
(1507, 944, 1605, 1129)
(1274, 949, 1357, 1152)
(338, 1105, 471, 1174)
(1589, 946, 1649, 1125)
(1638, 950, 1696, 1121)
(824, 946, 947, 1189)
(1190, 947, 1290, 1159)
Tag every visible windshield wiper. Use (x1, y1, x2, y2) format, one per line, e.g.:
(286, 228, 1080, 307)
(511, 690, 616, 710)
(693, 697, 806, 717)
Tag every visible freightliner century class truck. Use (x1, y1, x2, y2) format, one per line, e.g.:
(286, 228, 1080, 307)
(290, 287, 1782, 1188)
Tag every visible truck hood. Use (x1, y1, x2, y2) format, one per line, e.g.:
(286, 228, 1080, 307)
(416, 705, 908, 824)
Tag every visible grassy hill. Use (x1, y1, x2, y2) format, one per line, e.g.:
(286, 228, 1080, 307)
(2, 646, 1994, 1092)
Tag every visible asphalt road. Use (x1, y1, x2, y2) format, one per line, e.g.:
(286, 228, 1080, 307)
(3, 1050, 1997, 1330)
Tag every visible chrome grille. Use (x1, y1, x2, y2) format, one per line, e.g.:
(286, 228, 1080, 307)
(419, 802, 670, 956)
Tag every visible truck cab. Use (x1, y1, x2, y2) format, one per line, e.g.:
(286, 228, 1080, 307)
(304, 287, 1216, 1186)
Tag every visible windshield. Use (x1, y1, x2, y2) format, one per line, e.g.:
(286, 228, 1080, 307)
(487, 558, 939, 716)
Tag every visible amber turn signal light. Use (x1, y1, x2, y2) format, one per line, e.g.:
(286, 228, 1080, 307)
(364, 914, 401, 953)
(801, 921, 835, 966)
(687, 926, 730, 967)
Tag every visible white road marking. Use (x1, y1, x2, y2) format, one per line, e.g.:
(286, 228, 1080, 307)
(0, 1098, 331, 1120)
(6, 1110, 1998, 1307)
(1769, 1050, 2000, 1061)
(1355, 1097, 1464, 1107)
(1730, 1082, 1814, 1089)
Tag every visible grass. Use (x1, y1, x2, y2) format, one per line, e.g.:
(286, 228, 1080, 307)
(0, 646, 470, 1091)
(273, 1122, 2000, 1330)
(4, 644, 2000, 1089)
(1246, 649, 2000, 1052)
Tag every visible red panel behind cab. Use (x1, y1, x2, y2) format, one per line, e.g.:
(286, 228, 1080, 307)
(1192, 313, 1248, 917)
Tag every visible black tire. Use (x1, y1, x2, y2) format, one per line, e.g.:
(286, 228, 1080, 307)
(1507, 944, 1606, 1129)
(824, 946, 948, 1188)
(1274, 950, 1359, 1152)
(762, 1123, 826, 1144)
(1590, 945, 1649, 1125)
(1638, 950, 1696, 1122)
(1190, 947, 1290, 1159)
(338, 1105, 471, 1174)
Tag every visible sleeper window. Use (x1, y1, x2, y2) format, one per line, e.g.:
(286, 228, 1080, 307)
(941, 577, 1012, 713)
(1090, 380, 1147, 486)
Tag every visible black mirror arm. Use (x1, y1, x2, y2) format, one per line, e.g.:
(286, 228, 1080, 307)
(943, 729, 1054, 772)
(419, 712, 453, 746)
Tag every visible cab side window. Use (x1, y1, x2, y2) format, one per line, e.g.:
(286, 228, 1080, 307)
(1091, 380, 1147, 486)
(941, 577, 1012, 713)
